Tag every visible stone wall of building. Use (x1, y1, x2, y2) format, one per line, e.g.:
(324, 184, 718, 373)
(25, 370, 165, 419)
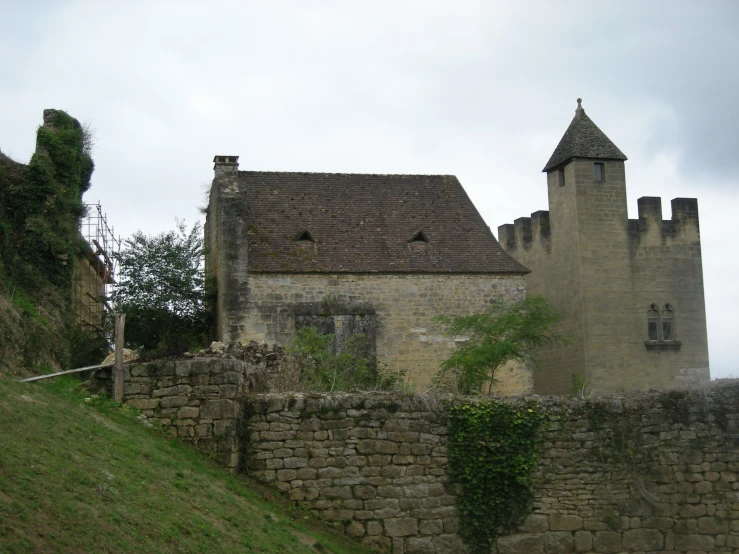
(498, 160, 710, 394)
(238, 273, 531, 394)
(247, 381, 739, 553)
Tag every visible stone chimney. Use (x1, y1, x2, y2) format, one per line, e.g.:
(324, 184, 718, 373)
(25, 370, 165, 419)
(213, 155, 239, 176)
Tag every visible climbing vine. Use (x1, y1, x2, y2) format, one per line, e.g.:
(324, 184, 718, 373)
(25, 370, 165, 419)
(447, 399, 545, 552)
(0, 110, 93, 289)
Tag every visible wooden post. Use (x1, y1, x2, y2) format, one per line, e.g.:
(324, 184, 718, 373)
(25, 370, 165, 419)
(114, 313, 126, 403)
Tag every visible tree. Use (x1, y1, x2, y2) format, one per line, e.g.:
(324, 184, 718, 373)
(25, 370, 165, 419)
(434, 295, 569, 395)
(111, 220, 207, 355)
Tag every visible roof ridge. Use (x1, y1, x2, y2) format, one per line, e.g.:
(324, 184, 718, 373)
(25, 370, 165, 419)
(238, 170, 457, 178)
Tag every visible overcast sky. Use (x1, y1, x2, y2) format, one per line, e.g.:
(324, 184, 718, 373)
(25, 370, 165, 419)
(1, 0, 737, 379)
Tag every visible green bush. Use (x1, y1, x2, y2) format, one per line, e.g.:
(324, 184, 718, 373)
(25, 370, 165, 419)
(435, 295, 569, 394)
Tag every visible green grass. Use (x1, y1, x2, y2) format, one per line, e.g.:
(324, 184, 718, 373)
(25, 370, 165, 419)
(0, 375, 372, 554)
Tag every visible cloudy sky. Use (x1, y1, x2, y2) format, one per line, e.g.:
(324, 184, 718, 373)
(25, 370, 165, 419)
(1, 1, 737, 379)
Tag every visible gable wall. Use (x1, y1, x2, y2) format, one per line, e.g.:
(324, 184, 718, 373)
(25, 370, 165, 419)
(237, 273, 530, 393)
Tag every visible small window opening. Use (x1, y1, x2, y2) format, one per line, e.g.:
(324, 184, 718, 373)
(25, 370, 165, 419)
(594, 162, 605, 182)
(558, 168, 565, 187)
(662, 305, 673, 341)
(295, 230, 315, 242)
(409, 230, 428, 243)
(647, 304, 659, 341)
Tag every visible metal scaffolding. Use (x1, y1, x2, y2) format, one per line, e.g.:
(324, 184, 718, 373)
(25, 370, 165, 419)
(76, 203, 120, 334)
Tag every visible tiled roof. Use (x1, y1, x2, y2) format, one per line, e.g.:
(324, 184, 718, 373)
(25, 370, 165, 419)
(226, 171, 529, 274)
(543, 99, 627, 172)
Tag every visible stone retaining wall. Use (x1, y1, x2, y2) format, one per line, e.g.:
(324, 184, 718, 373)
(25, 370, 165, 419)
(247, 383, 739, 553)
(91, 359, 739, 553)
(90, 358, 249, 469)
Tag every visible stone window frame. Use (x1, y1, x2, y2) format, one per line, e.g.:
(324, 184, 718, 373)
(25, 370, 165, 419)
(558, 168, 565, 187)
(645, 302, 681, 350)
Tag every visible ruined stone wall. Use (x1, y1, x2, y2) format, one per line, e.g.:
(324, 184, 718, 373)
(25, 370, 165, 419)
(239, 273, 530, 394)
(247, 382, 739, 553)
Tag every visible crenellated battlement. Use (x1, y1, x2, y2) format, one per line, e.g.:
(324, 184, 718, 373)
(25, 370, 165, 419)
(497, 210, 550, 252)
(628, 197, 700, 246)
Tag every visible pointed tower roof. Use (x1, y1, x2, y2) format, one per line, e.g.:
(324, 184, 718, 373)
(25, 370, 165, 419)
(542, 98, 627, 172)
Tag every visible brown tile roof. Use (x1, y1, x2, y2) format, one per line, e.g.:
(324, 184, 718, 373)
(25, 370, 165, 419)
(543, 99, 627, 172)
(227, 171, 529, 274)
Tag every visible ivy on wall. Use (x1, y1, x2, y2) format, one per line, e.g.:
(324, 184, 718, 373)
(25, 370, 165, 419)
(447, 399, 545, 552)
(0, 110, 93, 289)
(0, 110, 97, 370)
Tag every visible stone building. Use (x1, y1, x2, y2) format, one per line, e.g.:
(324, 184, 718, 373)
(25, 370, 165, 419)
(205, 162, 531, 393)
(498, 99, 710, 394)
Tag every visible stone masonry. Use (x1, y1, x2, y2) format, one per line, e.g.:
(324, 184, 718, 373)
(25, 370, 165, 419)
(93, 357, 739, 553)
(240, 273, 531, 395)
(89, 357, 251, 470)
(247, 382, 739, 553)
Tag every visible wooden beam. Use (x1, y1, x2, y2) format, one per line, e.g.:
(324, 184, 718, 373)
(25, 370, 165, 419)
(113, 313, 126, 403)
(19, 363, 114, 382)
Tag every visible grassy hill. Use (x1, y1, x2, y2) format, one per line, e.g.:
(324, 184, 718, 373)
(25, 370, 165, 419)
(0, 375, 372, 554)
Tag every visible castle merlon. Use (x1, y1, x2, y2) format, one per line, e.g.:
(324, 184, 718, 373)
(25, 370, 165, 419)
(497, 210, 550, 251)
(629, 197, 700, 243)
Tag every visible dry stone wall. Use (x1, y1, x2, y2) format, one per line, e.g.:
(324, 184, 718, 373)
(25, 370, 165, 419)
(92, 358, 739, 553)
(247, 382, 739, 554)
(90, 357, 250, 470)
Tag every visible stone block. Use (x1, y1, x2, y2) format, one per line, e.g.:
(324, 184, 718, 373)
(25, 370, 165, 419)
(383, 517, 418, 537)
(497, 533, 544, 554)
(574, 531, 592, 552)
(345, 521, 365, 538)
(366, 521, 383, 536)
(418, 519, 442, 535)
(544, 531, 574, 553)
(592, 531, 621, 553)
(697, 515, 728, 533)
(283, 457, 308, 469)
(519, 514, 549, 533)
(354, 485, 377, 500)
(406, 536, 434, 553)
(159, 396, 188, 409)
(125, 398, 160, 410)
(200, 399, 239, 419)
(622, 528, 663, 551)
(322, 486, 352, 500)
(550, 514, 583, 531)
(673, 533, 715, 551)
(177, 406, 199, 419)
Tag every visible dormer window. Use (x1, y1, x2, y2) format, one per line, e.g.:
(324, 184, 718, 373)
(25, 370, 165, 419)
(295, 230, 315, 242)
(409, 230, 428, 244)
(594, 162, 604, 182)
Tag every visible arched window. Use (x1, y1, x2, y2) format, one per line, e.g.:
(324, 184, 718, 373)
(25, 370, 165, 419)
(647, 304, 659, 341)
(662, 304, 673, 341)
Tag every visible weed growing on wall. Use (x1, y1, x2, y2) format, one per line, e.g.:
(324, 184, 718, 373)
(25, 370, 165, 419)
(447, 399, 545, 552)
(434, 295, 569, 394)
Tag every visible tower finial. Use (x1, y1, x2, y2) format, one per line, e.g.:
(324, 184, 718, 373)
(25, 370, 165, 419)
(576, 98, 583, 114)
